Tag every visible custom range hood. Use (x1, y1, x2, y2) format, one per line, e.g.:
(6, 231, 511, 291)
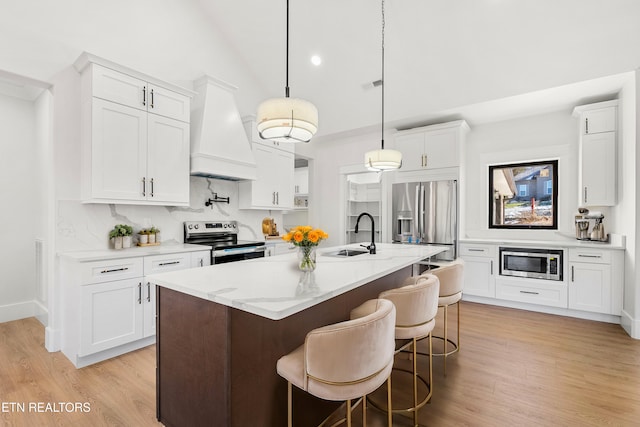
(190, 75, 257, 181)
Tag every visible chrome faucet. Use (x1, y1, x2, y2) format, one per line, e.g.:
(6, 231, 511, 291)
(355, 212, 376, 254)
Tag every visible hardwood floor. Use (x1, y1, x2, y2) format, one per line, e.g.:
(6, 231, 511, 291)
(2, 302, 639, 426)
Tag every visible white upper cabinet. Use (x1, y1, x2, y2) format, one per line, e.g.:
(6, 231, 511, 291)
(92, 64, 190, 122)
(573, 101, 618, 206)
(75, 53, 193, 206)
(393, 120, 469, 172)
(294, 167, 309, 195)
(239, 143, 294, 210)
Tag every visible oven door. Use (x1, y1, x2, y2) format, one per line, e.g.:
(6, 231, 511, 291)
(501, 251, 548, 278)
(212, 246, 266, 264)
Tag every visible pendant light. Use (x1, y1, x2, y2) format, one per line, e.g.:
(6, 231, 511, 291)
(365, 0, 402, 171)
(256, 0, 318, 143)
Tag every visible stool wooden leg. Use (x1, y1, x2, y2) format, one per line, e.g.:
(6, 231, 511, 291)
(287, 382, 293, 427)
(412, 337, 418, 426)
(362, 394, 367, 426)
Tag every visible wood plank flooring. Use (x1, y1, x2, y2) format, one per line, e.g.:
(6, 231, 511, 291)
(1, 302, 639, 426)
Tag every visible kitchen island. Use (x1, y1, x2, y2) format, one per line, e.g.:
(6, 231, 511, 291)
(148, 243, 447, 427)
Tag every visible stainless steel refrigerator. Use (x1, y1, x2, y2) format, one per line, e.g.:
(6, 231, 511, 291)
(392, 180, 458, 261)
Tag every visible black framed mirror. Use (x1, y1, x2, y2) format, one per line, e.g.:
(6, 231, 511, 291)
(489, 160, 558, 229)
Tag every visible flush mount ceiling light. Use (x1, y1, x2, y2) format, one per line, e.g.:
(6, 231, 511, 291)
(257, 0, 318, 143)
(365, 0, 402, 171)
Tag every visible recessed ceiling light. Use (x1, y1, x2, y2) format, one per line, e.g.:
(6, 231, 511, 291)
(310, 55, 322, 66)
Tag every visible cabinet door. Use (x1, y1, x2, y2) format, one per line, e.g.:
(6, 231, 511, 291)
(275, 149, 294, 208)
(147, 115, 190, 204)
(423, 129, 459, 169)
(91, 64, 146, 111)
(394, 133, 425, 172)
(147, 84, 191, 122)
(569, 263, 612, 314)
(581, 132, 616, 206)
(80, 278, 143, 356)
(294, 167, 309, 194)
(91, 98, 147, 201)
(191, 250, 212, 268)
(248, 144, 278, 208)
(583, 108, 616, 135)
(461, 256, 495, 297)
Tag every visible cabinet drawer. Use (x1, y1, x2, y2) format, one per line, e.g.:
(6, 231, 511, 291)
(495, 279, 567, 308)
(80, 258, 144, 285)
(569, 248, 611, 264)
(92, 64, 145, 111)
(144, 253, 191, 274)
(460, 244, 495, 258)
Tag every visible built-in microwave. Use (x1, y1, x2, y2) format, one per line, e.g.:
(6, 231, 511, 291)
(499, 247, 563, 281)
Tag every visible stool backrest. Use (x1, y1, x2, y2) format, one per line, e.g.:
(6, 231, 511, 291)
(427, 259, 464, 297)
(304, 299, 396, 387)
(380, 274, 439, 328)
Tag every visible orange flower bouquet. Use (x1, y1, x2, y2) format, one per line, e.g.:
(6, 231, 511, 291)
(282, 226, 329, 271)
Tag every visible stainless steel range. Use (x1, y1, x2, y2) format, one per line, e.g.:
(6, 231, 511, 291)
(184, 221, 266, 264)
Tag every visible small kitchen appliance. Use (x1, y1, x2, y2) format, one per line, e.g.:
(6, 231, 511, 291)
(500, 247, 563, 281)
(184, 221, 266, 264)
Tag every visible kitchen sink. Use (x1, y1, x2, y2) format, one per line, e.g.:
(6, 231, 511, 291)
(327, 249, 369, 257)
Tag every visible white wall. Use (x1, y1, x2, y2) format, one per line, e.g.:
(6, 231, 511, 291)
(463, 111, 580, 240)
(0, 94, 38, 322)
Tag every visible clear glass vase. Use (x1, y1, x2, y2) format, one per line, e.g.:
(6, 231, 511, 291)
(297, 246, 317, 272)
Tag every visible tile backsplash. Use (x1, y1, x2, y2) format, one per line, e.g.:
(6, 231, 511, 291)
(57, 177, 283, 252)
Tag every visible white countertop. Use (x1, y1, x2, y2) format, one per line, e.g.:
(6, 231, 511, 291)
(59, 243, 212, 262)
(147, 243, 447, 321)
(460, 234, 625, 250)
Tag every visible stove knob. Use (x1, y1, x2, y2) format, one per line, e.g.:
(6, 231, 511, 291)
(194, 224, 199, 229)
(223, 224, 228, 228)
(233, 223, 237, 228)
(188, 224, 193, 229)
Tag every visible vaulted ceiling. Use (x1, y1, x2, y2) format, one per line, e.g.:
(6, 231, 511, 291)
(197, 0, 640, 138)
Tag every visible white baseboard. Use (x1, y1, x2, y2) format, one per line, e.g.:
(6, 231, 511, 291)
(0, 300, 40, 323)
(45, 326, 61, 352)
(621, 309, 640, 339)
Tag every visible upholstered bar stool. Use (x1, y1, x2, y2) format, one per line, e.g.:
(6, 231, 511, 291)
(428, 259, 465, 374)
(376, 274, 440, 426)
(276, 299, 396, 427)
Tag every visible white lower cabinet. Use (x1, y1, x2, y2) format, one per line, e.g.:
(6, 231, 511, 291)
(495, 278, 568, 308)
(568, 248, 623, 315)
(460, 244, 496, 297)
(62, 247, 210, 367)
(80, 277, 144, 356)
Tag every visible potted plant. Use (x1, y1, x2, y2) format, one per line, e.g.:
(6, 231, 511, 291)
(138, 229, 149, 245)
(109, 224, 133, 249)
(148, 226, 158, 244)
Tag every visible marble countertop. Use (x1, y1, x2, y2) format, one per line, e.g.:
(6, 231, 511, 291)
(59, 243, 212, 262)
(460, 233, 626, 250)
(147, 243, 447, 321)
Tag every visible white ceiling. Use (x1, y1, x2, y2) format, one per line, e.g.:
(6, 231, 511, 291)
(1, 0, 638, 139)
(197, 0, 640, 138)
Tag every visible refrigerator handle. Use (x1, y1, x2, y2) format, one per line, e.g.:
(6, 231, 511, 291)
(420, 184, 425, 241)
(414, 184, 419, 240)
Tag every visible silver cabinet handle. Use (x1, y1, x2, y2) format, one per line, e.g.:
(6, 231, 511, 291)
(272, 192, 276, 205)
(520, 290, 539, 295)
(490, 260, 493, 275)
(138, 282, 142, 304)
(199, 259, 203, 267)
(147, 282, 151, 302)
(571, 266, 574, 282)
(150, 178, 154, 197)
(584, 187, 588, 204)
(578, 254, 601, 258)
(468, 248, 484, 252)
(276, 192, 279, 205)
(100, 267, 129, 274)
(159, 261, 181, 266)
(142, 86, 146, 106)
(142, 177, 146, 197)
(150, 88, 154, 108)
(585, 117, 589, 134)
(424, 154, 428, 168)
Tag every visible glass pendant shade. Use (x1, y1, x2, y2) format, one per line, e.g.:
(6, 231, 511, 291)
(365, 148, 402, 171)
(257, 97, 318, 143)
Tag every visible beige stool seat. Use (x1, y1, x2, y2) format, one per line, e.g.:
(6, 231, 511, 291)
(364, 274, 439, 426)
(277, 299, 396, 427)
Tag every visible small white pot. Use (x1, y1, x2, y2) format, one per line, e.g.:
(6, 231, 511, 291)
(139, 234, 148, 245)
(123, 235, 132, 248)
(155, 232, 161, 243)
(113, 236, 123, 250)
(148, 233, 156, 244)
